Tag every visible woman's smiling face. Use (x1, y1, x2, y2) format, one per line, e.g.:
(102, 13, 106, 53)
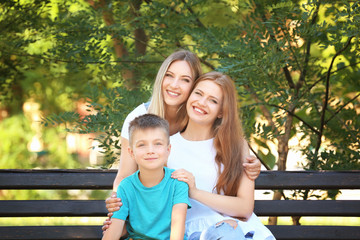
(186, 80, 223, 127)
(162, 60, 194, 109)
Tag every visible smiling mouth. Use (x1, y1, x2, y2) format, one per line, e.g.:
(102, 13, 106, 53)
(166, 90, 180, 97)
(193, 106, 207, 114)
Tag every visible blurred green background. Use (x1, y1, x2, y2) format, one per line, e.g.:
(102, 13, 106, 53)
(1, 0, 359, 226)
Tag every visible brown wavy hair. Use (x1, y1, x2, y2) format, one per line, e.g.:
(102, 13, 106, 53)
(193, 72, 245, 196)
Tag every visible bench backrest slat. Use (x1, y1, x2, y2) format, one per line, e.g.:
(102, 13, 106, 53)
(1, 170, 359, 189)
(0, 200, 359, 217)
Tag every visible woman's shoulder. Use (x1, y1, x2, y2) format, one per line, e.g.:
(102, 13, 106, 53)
(170, 132, 182, 139)
(121, 103, 148, 139)
(127, 103, 147, 117)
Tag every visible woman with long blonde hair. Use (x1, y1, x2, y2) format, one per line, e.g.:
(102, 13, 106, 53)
(113, 50, 203, 189)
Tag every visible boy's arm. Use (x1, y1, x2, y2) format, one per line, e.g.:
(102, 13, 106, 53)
(170, 203, 188, 240)
(102, 218, 125, 240)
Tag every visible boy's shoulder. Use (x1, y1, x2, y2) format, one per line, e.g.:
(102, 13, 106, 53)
(164, 167, 177, 182)
(164, 167, 188, 187)
(118, 171, 139, 189)
(164, 166, 175, 174)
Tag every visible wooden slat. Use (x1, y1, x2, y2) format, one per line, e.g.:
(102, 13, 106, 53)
(0, 169, 116, 189)
(255, 171, 360, 189)
(1, 169, 359, 189)
(1, 225, 359, 240)
(267, 225, 360, 240)
(1, 200, 359, 217)
(0, 226, 102, 240)
(254, 200, 360, 216)
(0, 200, 107, 217)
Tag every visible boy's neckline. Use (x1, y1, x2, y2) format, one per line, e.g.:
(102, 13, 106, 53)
(137, 167, 166, 188)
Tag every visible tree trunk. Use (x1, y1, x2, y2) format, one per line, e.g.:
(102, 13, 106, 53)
(268, 108, 294, 225)
(88, 0, 148, 89)
(128, 0, 148, 89)
(268, 191, 283, 225)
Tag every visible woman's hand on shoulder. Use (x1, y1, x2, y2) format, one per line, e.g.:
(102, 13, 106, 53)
(243, 156, 261, 181)
(105, 191, 122, 213)
(171, 169, 197, 196)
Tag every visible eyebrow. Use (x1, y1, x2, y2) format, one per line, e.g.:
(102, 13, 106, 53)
(135, 138, 166, 143)
(166, 70, 192, 79)
(194, 87, 220, 102)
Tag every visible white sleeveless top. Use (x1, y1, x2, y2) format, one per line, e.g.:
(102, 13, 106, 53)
(167, 133, 225, 236)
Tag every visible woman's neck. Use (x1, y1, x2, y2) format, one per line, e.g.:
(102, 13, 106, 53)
(165, 105, 180, 135)
(181, 120, 214, 141)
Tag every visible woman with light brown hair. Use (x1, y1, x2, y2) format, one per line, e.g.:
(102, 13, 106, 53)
(168, 71, 274, 239)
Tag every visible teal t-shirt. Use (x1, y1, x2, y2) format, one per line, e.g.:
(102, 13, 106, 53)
(112, 167, 191, 240)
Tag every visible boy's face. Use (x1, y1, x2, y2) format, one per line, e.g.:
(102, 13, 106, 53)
(128, 128, 171, 170)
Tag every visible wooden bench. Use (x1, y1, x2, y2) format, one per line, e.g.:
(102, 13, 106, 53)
(0, 169, 359, 240)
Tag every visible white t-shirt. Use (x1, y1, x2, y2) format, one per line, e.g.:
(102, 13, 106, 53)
(121, 103, 148, 140)
(168, 132, 275, 240)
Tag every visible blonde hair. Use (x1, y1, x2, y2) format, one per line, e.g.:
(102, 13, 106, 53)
(193, 72, 245, 196)
(148, 50, 202, 131)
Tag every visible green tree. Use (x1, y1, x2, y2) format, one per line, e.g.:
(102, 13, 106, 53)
(1, 0, 359, 225)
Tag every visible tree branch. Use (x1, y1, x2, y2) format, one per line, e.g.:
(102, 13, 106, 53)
(165, 1, 216, 69)
(325, 92, 360, 125)
(283, 66, 295, 88)
(247, 143, 271, 170)
(279, 24, 302, 75)
(299, 61, 360, 100)
(3, 52, 162, 64)
(314, 36, 355, 156)
(297, 2, 320, 94)
(265, 103, 320, 135)
(244, 85, 280, 136)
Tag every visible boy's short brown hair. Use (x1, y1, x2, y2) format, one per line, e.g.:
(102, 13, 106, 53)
(128, 114, 170, 145)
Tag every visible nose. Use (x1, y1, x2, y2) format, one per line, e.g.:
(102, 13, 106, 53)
(169, 78, 179, 88)
(147, 144, 155, 154)
(198, 96, 206, 106)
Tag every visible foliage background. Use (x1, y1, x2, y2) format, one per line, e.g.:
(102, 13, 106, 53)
(1, 0, 359, 226)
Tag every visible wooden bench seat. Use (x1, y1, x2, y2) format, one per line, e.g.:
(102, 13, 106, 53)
(0, 169, 359, 240)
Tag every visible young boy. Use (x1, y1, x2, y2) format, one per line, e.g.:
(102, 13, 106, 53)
(102, 114, 191, 240)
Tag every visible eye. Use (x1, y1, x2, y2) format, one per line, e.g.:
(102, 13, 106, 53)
(136, 143, 145, 147)
(155, 141, 163, 145)
(210, 99, 218, 104)
(194, 91, 202, 96)
(182, 78, 191, 83)
(165, 73, 173, 78)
